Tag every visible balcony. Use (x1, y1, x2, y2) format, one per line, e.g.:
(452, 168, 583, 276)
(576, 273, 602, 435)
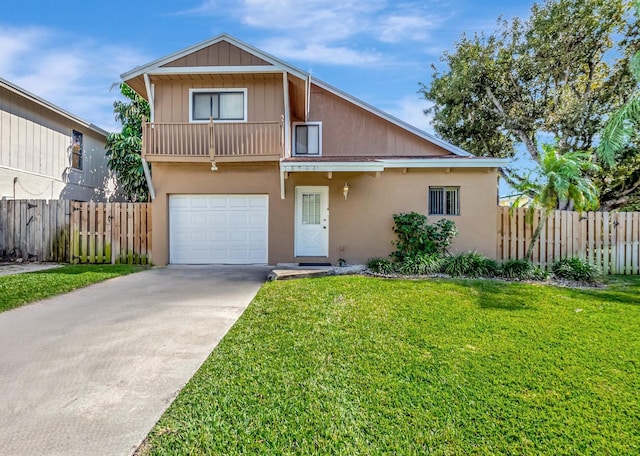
(142, 119, 284, 162)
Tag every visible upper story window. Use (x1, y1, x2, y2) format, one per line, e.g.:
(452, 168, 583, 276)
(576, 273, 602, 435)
(429, 186, 460, 215)
(189, 88, 247, 123)
(71, 130, 83, 171)
(293, 122, 322, 156)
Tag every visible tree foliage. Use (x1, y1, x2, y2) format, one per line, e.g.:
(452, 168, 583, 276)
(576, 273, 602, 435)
(106, 83, 150, 202)
(421, 0, 639, 192)
(514, 144, 600, 260)
(593, 135, 640, 210)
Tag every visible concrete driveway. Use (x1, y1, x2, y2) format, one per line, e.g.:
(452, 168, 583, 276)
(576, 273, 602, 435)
(0, 265, 270, 456)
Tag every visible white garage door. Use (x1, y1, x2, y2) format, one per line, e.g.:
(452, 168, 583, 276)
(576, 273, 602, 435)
(169, 195, 268, 264)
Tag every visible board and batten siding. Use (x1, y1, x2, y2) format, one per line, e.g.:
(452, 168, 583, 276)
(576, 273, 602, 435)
(153, 74, 285, 124)
(160, 40, 272, 68)
(308, 85, 450, 158)
(0, 83, 116, 201)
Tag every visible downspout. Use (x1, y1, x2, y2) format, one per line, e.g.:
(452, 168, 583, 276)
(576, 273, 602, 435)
(280, 167, 286, 200)
(306, 74, 311, 122)
(143, 73, 156, 201)
(282, 71, 291, 158)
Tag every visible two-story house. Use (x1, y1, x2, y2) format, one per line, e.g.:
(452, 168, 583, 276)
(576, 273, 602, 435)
(0, 77, 118, 201)
(121, 34, 508, 266)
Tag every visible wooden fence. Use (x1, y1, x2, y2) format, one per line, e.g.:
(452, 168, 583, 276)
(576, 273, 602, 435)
(498, 206, 640, 274)
(0, 200, 70, 262)
(70, 202, 151, 264)
(0, 200, 151, 264)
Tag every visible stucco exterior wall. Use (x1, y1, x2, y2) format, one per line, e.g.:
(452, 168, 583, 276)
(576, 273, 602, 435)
(308, 85, 451, 158)
(150, 163, 499, 265)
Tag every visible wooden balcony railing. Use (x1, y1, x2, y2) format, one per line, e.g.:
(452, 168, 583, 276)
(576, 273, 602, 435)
(142, 119, 284, 161)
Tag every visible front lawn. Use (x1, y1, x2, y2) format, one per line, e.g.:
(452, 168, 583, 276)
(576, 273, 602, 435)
(0, 264, 144, 313)
(140, 276, 640, 455)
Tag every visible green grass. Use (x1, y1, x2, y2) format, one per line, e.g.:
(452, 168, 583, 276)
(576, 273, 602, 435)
(140, 276, 640, 455)
(0, 264, 144, 312)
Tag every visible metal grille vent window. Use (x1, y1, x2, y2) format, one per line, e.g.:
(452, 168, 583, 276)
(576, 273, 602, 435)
(429, 186, 460, 215)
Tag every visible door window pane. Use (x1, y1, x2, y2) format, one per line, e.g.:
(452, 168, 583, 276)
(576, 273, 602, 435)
(302, 193, 321, 224)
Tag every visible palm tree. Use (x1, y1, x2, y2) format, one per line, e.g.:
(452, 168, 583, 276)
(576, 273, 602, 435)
(514, 144, 600, 261)
(597, 0, 640, 167)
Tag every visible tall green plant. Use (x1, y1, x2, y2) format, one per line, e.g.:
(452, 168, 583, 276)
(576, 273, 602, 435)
(106, 83, 150, 202)
(514, 145, 600, 260)
(391, 212, 457, 261)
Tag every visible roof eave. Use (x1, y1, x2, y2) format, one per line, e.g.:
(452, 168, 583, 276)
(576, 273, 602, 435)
(0, 77, 109, 137)
(121, 33, 309, 83)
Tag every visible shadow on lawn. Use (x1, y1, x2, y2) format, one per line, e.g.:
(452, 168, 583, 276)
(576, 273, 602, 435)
(447, 280, 537, 311)
(470, 275, 640, 311)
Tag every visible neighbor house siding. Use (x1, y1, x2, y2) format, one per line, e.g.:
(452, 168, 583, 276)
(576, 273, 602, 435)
(0, 83, 116, 201)
(308, 85, 451, 158)
(150, 163, 499, 265)
(153, 74, 284, 123)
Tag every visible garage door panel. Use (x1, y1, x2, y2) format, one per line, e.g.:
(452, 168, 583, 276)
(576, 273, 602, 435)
(170, 195, 268, 264)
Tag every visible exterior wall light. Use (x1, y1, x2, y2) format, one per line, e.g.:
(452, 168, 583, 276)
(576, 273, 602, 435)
(343, 182, 349, 200)
(211, 161, 218, 172)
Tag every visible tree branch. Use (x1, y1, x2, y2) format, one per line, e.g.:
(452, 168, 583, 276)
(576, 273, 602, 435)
(485, 86, 539, 160)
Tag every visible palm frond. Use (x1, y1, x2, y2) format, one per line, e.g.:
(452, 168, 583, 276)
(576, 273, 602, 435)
(598, 90, 640, 168)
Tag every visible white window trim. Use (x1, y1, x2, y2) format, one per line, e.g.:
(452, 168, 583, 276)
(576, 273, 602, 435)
(292, 122, 322, 156)
(429, 186, 461, 216)
(188, 88, 248, 123)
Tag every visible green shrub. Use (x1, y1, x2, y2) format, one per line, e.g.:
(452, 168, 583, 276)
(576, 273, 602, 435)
(501, 259, 548, 281)
(552, 257, 602, 283)
(367, 257, 396, 274)
(392, 212, 458, 261)
(442, 252, 499, 277)
(397, 253, 444, 275)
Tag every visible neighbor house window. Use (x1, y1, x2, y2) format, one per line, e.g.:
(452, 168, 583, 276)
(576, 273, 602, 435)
(71, 130, 83, 171)
(189, 89, 247, 122)
(429, 186, 460, 215)
(294, 123, 321, 155)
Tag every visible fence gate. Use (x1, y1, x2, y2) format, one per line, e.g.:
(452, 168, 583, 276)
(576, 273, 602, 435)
(70, 202, 151, 264)
(0, 199, 70, 262)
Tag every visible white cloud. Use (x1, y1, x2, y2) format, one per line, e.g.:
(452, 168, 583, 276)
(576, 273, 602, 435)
(260, 39, 381, 66)
(378, 15, 435, 43)
(0, 25, 149, 132)
(386, 95, 434, 133)
(181, 0, 446, 66)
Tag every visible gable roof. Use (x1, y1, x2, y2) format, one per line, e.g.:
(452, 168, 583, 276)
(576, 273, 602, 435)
(0, 77, 109, 137)
(120, 33, 309, 81)
(310, 79, 472, 157)
(121, 34, 481, 159)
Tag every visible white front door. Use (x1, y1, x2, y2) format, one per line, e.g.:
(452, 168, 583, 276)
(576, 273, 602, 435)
(295, 186, 329, 257)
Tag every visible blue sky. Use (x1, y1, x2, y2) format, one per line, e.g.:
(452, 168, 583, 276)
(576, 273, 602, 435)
(1, 0, 532, 162)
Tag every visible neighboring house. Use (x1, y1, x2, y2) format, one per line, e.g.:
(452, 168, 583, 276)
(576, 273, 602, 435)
(0, 77, 117, 201)
(499, 193, 532, 207)
(121, 34, 509, 266)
